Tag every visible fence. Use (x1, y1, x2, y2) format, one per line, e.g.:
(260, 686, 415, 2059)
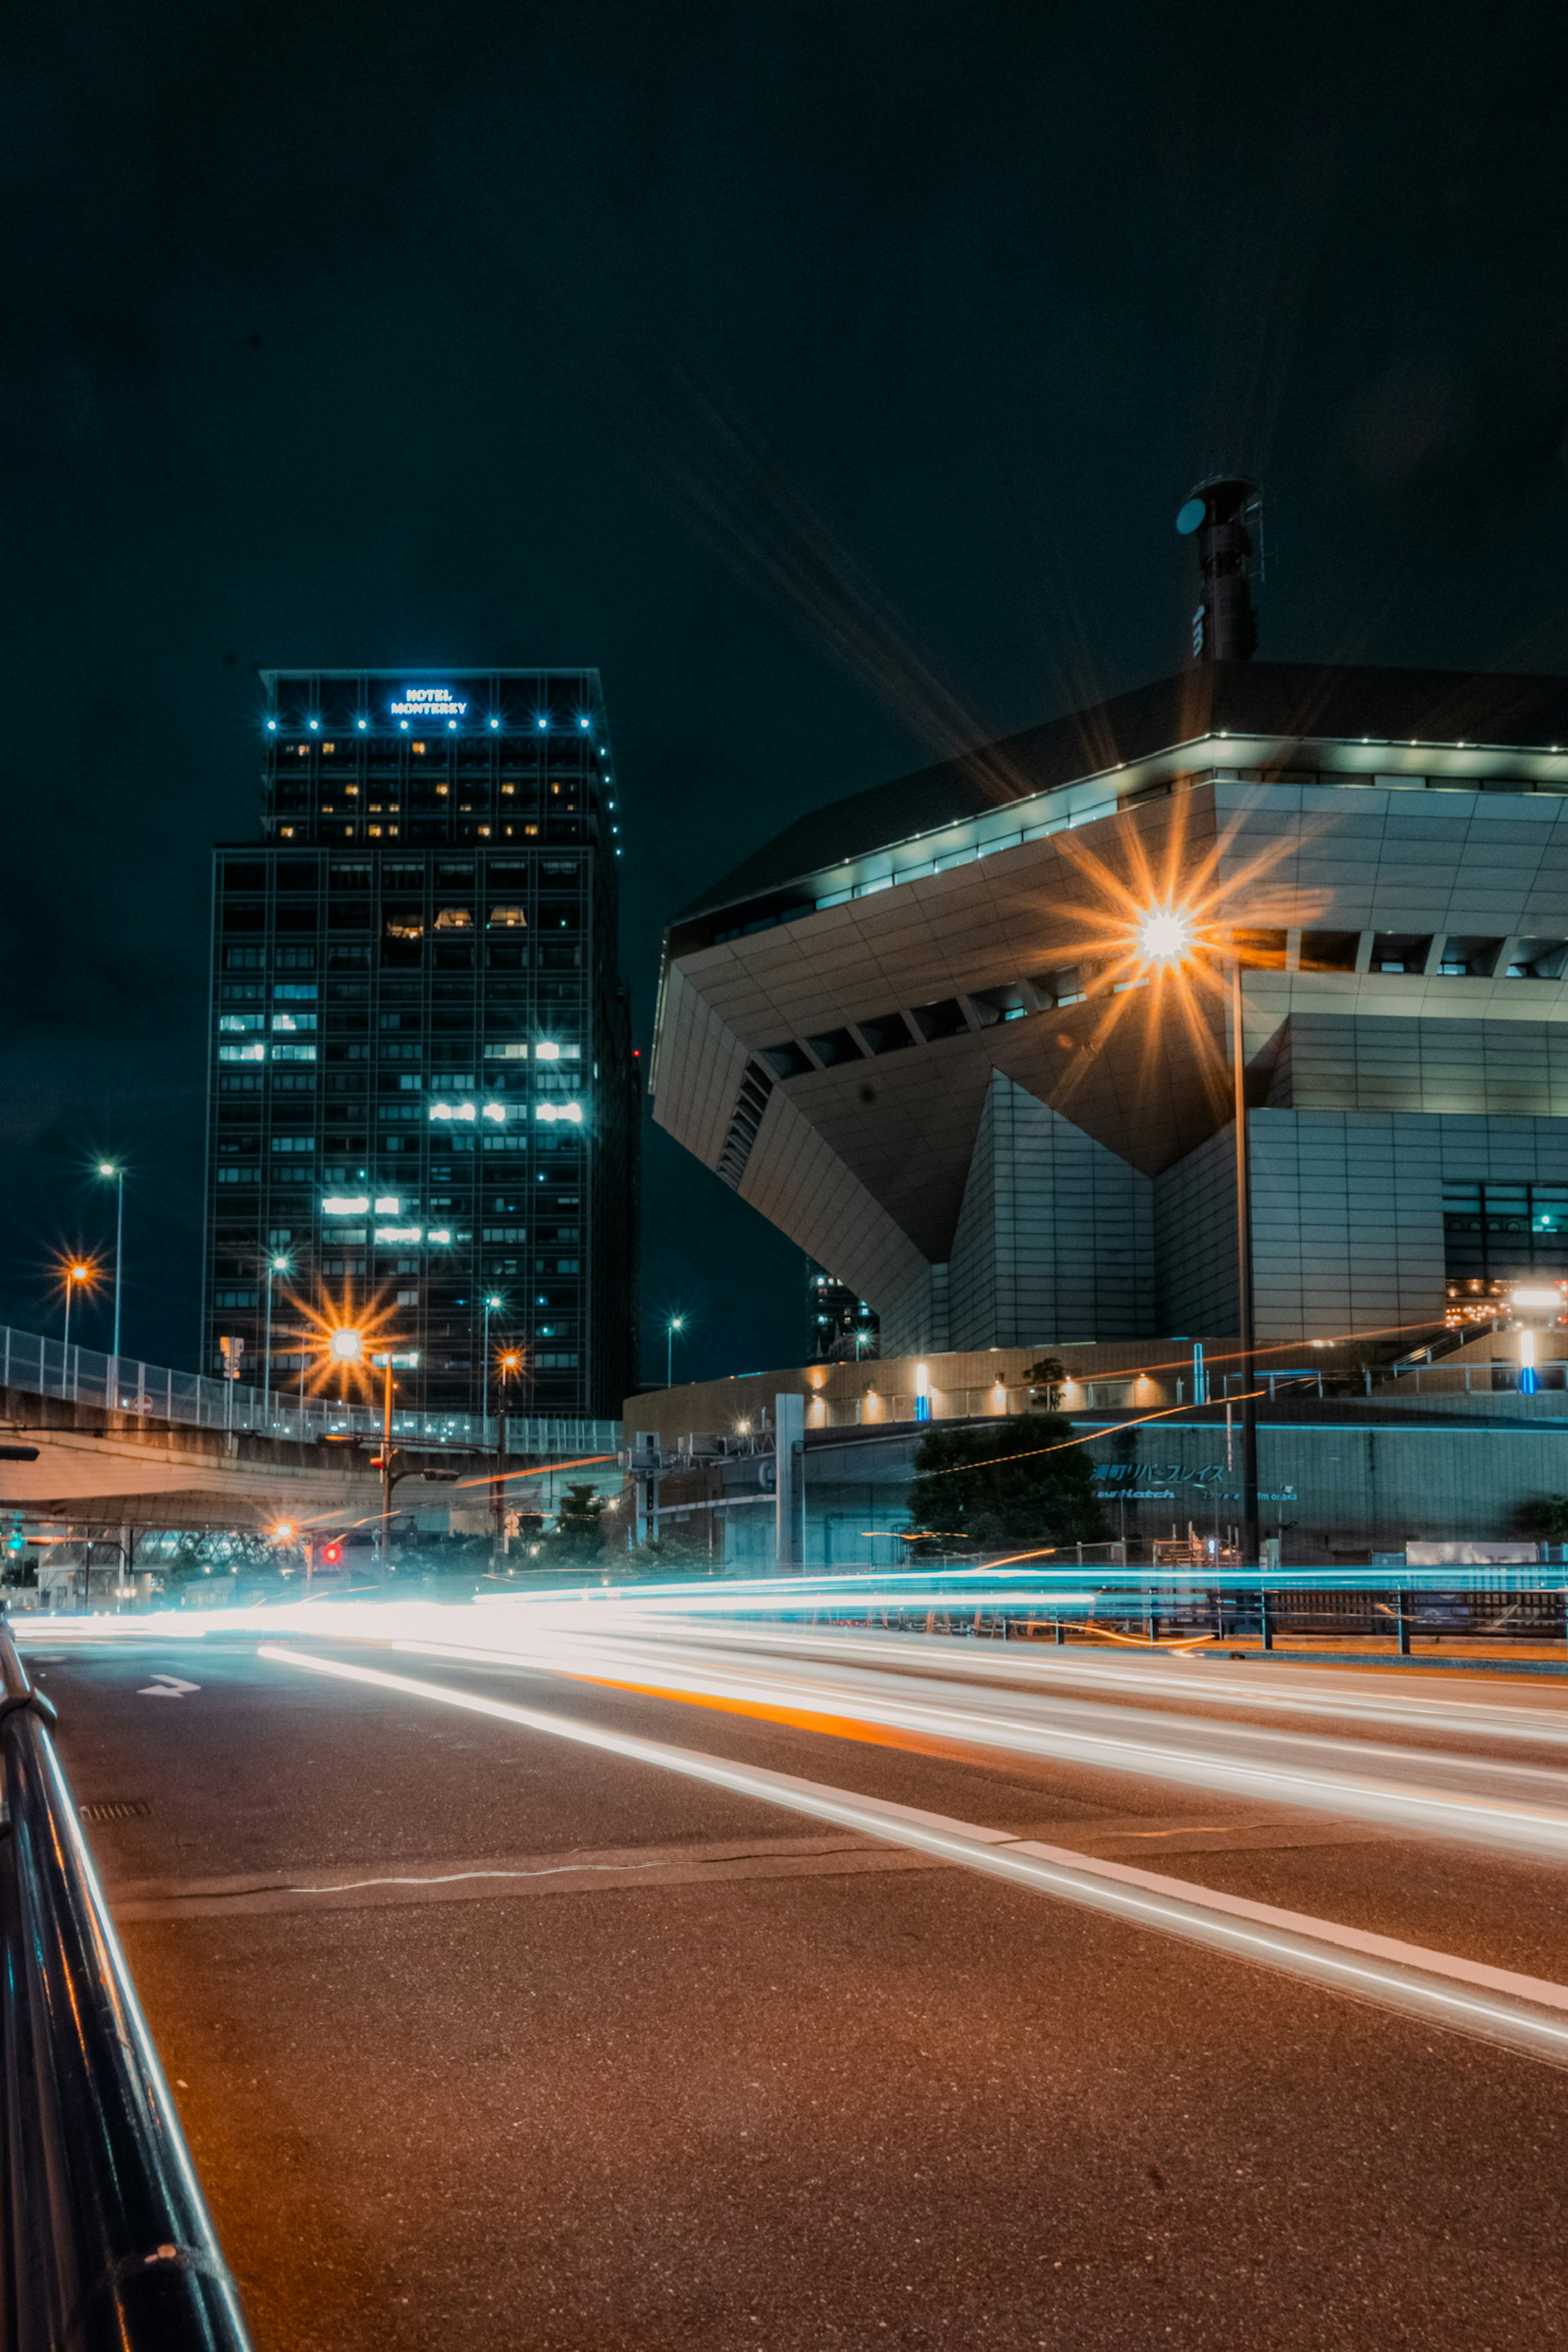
(0, 1323, 619, 1459)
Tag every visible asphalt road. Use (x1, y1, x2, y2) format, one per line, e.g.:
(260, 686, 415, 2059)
(29, 1627, 1568, 2351)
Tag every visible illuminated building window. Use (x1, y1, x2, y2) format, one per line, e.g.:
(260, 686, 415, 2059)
(322, 804, 334, 813)
(413, 742, 427, 755)
(389, 824, 400, 835)
(478, 824, 492, 836)
(322, 742, 336, 754)
(488, 907, 526, 929)
(368, 825, 383, 836)
(369, 803, 382, 812)
(437, 784, 449, 796)
(434, 908, 472, 929)
(524, 824, 539, 837)
(279, 826, 295, 838)
(345, 784, 359, 796)
(296, 745, 309, 757)
(501, 783, 514, 795)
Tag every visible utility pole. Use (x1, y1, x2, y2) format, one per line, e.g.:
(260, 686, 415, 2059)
(98, 1165, 125, 1359)
(381, 1357, 394, 1558)
(1230, 953, 1261, 1567)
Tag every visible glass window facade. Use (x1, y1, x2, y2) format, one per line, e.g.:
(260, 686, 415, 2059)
(204, 670, 637, 1416)
(1443, 1182, 1568, 1302)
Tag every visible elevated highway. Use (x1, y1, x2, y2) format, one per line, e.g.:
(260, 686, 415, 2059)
(0, 1381, 428, 1536)
(0, 1322, 619, 1545)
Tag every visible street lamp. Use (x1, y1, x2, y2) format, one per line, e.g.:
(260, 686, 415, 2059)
(666, 1314, 686, 1387)
(1132, 906, 1260, 1566)
(1136, 908, 1193, 963)
(496, 1346, 523, 1559)
(263, 1252, 292, 1410)
(96, 1163, 125, 1356)
(61, 1261, 93, 1353)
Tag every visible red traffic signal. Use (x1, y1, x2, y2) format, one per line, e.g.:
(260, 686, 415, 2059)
(321, 1541, 343, 1566)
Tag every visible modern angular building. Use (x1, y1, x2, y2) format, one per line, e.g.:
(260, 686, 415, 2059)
(651, 597, 1568, 1353)
(204, 670, 637, 1417)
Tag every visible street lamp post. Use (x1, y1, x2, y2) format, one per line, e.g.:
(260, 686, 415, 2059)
(262, 1253, 291, 1416)
(496, 1348, 522, 1560)
(329, 1323, 392, 1567)
(666, 1314, 685, 1387)
(97, 1164, 124, 1359)
(1135, 906, 1261, 1569)
(376, 1354, 396, 1563)
(1228, 953, 1262, 1568)
(481, 1293, 504, 1426)
(61, 1263, 92, 1388)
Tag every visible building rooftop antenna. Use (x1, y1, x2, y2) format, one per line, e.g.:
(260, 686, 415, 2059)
(1176, 477, 1262, 663)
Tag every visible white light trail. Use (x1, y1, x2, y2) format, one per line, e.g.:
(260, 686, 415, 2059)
(256, 1645, 1568, 2069)
(389, 1626, 1568, 1862)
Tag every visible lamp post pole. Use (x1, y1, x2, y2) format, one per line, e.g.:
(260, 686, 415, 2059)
(381, 1357, 395, 1564)
(481, 1293, 503, 1434)
(262, 1254, 290, 1413)
(103, 1167, 124, 1357)
(1229, 953, 1261, 1568)
(666, 1315, 684, 1388)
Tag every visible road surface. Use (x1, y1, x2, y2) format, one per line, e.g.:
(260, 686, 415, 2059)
(29, 1621, 1568, 2350)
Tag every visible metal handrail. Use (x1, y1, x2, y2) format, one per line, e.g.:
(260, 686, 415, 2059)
(0, 1620, 251, 2349)
(0, 1319, 619, 1459)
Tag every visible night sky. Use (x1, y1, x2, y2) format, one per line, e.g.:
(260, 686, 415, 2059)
(5, 0, 1568, 1388)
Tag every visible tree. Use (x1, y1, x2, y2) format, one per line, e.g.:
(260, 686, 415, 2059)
(551, 1483, 609, 1554)
(1024, 1357, 1067, 1409)
(906, 1412, 1110, 1552)
(1517, 1494, 1568, 1543)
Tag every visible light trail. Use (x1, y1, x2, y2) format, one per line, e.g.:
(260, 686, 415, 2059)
(387, 1623, 1568, 1860)
(256, 1645, 1568, 2070)
(581, 1617, 1568, 1746)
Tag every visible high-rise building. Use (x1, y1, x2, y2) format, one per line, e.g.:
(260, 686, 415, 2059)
(203, 670, 637, 1418)
(806, 1262, 880, 1361)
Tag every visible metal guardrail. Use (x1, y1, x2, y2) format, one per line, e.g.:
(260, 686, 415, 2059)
(808, 1585, 1568, 1653)
(0, 1322, 620, 1458)
(0, 1620, 251, 2349)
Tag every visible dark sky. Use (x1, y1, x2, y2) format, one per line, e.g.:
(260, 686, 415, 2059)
(5, 0, 1568, 1386)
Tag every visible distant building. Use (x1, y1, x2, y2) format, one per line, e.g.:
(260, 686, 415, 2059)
(203, 669, 637, 1417)
(807, 1262, 880, 1361)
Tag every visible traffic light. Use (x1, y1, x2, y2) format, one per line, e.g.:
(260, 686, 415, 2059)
(321, 1541, 343, 1567)
(6, 1512, 24, 1556)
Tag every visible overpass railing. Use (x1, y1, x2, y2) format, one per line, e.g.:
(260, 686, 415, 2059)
(0, 1324, 619, 1458)
(0, 1618, 251, 2348)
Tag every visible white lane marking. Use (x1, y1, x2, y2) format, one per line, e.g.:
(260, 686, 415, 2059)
(260, 1645, 1568, 2065)
(138, 1675, 200, 1697)
(291, 1861, 679, 1893)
